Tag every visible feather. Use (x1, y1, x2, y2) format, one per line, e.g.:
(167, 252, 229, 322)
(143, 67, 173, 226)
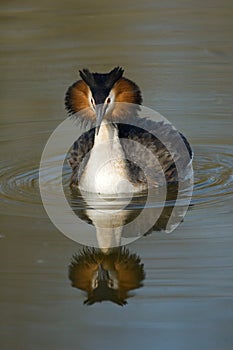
(68, 120, 192, 187)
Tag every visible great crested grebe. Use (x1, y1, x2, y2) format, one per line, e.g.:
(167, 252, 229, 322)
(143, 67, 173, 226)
(65, 67, 192, 194)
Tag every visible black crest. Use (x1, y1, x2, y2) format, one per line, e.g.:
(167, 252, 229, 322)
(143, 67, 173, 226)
(79, 67, 124, 97)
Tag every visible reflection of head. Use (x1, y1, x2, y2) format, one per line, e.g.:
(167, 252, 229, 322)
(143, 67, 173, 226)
(69, 247, 145, 306)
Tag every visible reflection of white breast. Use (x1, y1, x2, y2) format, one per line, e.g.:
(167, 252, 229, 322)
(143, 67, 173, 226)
(79, 123, 134, 194)
(84, 194, 134, 251)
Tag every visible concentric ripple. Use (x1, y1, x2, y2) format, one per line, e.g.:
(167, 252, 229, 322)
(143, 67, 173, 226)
(192, 144, 233, 205)
(0, 162, 40, 217)
(0, 144, 232, 218)
(0, 158, 71, 217)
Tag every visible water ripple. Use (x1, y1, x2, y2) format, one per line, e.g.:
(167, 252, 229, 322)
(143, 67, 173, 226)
(0, 144, 232, 217)
(192, 144, 233, 205)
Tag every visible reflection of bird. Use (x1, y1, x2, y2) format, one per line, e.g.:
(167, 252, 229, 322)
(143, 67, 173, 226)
(71, 182, 183, 248)
(69, 247, 145, 306)
(65, 67, 192, 194)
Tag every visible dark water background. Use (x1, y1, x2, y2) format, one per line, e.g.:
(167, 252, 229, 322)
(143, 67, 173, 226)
(1, 1, 233, 349)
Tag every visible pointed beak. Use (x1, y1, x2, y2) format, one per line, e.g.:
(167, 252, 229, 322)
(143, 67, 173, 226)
(95, 104, 106, 135)
(97, 264, 109, 282)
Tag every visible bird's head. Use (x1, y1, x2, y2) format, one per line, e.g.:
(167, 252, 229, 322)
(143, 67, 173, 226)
(65, 67, 142, 133)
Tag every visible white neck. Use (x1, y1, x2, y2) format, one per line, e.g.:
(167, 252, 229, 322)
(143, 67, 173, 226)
(79, 122, 133, 194)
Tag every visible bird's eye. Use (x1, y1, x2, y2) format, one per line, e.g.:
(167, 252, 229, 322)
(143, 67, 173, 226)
(92, 276, 98, 289)
(91, 98, 95, 106)
(108, 279, 114, 288)
(106, 97, 111, 104)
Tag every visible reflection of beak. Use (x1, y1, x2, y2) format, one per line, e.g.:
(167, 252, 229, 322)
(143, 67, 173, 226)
(98, 264, 109, 282)
(95, 105, 106, 135)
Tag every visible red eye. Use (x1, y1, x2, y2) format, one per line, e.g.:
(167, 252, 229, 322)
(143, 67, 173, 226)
(106, 97, 111, 104)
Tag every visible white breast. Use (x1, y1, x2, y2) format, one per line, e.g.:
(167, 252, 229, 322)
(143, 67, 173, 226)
(79, 123, 134, 194)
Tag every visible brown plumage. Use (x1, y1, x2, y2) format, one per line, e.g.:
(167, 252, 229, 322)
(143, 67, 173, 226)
(65, 68, 142, 122)
(65, 67, 192, 193)
(69, 247, 145, 306)
(65, 80, 95, 120)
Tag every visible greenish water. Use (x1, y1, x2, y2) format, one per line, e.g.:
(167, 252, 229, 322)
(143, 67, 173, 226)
(1, 1, 233, 350)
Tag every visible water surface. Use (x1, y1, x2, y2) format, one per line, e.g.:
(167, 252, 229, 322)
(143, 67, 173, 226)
(1, 1, 233, 349)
